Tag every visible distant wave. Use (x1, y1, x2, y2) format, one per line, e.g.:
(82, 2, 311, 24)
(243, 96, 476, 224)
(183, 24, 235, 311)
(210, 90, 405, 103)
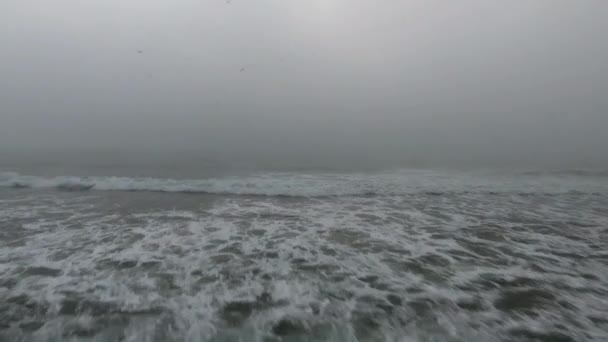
(1, 171, 605, 197)
(520, 169, 608, 177)
(0, 171, 389, 197)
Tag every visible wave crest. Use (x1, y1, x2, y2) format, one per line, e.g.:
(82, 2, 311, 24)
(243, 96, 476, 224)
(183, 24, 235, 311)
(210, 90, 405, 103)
(0, 172, 385, 197)
(1, 170, 606, 197)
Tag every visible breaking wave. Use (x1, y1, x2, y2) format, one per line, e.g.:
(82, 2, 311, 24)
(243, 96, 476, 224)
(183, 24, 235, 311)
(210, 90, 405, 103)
(519, 169, 608, 177)
(1, 170, 606, 197)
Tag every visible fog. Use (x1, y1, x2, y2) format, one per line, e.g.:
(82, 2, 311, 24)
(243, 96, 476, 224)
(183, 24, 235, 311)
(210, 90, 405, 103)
(1, 0, 607, 170)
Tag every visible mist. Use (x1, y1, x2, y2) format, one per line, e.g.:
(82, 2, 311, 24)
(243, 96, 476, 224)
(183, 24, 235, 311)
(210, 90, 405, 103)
(1, 0, 607, 171)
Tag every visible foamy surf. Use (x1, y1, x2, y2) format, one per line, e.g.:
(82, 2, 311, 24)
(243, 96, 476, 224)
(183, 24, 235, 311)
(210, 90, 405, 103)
(1, 170, 607, 341)
(1, 182, 607, 341)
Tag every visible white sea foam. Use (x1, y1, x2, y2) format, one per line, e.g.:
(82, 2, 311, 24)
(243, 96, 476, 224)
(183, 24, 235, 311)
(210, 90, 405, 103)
(1, 170, 608, 341)
(1, 185, 607, 341)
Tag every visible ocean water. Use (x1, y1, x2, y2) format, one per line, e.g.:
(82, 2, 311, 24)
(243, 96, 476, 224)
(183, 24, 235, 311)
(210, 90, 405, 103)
(1, 168, 607, 341)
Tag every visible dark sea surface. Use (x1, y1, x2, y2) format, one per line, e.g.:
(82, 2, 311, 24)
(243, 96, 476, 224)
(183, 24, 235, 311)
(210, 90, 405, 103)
(1, 167, 607, 341)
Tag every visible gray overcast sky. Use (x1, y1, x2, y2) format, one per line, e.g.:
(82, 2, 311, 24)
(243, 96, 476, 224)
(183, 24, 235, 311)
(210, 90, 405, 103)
(1, 0, 607, 169)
